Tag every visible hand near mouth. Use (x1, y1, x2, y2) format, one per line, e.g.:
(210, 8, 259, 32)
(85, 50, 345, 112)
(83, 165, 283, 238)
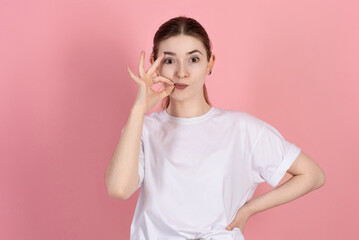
(127, 50, 175, 113)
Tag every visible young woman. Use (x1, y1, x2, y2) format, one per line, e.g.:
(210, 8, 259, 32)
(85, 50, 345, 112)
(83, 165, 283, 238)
(106, 16, 326, 240)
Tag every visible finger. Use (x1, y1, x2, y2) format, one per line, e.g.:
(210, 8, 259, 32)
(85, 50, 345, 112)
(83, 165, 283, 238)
(138, 51, 146, 78)
(152, 75, 174, 86)
(147, 52, 165, 76)
(226, 220, 236, 230)
(159, 84, 175, 99)
(127, 65, 142, 84)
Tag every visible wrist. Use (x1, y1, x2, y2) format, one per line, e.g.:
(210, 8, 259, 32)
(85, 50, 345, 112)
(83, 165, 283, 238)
(241, 200, 257, 217)
(131, 104, 146, 115)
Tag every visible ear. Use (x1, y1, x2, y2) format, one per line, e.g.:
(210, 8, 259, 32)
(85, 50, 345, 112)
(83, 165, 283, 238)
(207, 53, 216, 74)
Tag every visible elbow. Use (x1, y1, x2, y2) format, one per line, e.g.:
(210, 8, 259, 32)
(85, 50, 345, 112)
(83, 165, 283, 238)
(313, 169, 326, 190)
(106, 174, 140, 200)
(106, 175, 131, 200)
(319, 171, 326, 187)
(106, 181, 130, 200)
(107, 188, 130, 200)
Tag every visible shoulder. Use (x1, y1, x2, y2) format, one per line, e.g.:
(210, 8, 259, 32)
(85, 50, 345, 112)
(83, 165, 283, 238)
(215, 107, 266, 127)
(141, 110, 165, 133)
(143, 110, 163, 124)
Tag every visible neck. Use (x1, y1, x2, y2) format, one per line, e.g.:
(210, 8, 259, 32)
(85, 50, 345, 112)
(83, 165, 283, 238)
(166, 100, 212, 118)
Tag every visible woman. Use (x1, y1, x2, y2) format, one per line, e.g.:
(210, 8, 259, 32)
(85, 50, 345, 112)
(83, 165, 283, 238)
(106, 16, 326, 240)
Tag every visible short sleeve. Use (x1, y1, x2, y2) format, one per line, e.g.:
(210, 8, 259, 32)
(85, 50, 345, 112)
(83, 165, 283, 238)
(121, 126, 145, 190)
(249, 122, 301, 188)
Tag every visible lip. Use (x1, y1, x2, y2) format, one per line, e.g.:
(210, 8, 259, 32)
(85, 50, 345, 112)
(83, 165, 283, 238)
(174, 83, 188, 90)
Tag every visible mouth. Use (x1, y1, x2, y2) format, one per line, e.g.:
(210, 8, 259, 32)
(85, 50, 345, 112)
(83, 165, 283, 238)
(174, 83, 188, 90)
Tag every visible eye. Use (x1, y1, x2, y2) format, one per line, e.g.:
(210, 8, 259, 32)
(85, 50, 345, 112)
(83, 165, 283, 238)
(190, 56, 200, 63)
(163, 58, 174, 64)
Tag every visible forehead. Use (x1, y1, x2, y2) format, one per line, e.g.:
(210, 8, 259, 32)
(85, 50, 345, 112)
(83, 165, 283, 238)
(158, 35, 205, 54)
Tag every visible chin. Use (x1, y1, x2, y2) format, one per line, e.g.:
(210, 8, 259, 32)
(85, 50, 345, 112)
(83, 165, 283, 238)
(169, 92, 190, 101)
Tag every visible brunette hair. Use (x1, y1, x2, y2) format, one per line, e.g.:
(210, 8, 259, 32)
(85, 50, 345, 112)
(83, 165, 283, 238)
(151, 16, 213, 109)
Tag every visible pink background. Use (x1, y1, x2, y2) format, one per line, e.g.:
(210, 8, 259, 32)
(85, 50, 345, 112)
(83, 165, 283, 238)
(1, 0, 358, 239)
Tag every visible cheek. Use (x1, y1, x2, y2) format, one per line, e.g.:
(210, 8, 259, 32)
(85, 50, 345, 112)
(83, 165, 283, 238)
(192, 62, 208, 72)
(191, 66, 207, 78)
(159, 65, 174, 76)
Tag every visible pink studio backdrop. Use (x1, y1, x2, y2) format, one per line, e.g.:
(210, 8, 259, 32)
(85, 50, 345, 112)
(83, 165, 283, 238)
(1, 0, 358, 239)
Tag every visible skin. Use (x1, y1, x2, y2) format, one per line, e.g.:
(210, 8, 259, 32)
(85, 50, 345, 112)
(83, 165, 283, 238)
(134, 34, 326, 234)
(225, 151, 326, 233)
(149, 34, 216, 118)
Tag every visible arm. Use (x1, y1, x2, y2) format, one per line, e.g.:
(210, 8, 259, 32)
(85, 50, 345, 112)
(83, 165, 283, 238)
(106, 50, 173, 200)
(105, 104, 145, 200)
(226, 150, 326, 231)
(243, 150, 326, 215)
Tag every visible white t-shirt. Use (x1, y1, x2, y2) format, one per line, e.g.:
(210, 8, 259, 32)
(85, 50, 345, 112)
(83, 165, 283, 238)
(121, 106, 301, 240)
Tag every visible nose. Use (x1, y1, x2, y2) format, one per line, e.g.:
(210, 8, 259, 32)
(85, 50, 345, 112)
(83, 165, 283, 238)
(176, 61, 189, 79)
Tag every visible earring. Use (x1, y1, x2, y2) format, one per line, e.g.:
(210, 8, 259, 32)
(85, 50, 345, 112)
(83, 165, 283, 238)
(209, 69, 212, 75)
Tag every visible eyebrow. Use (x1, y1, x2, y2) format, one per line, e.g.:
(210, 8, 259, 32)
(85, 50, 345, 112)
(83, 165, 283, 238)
(163, 49, 203, 56)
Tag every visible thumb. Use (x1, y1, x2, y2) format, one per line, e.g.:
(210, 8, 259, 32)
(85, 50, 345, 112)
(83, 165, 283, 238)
(159, 84, 174, 98)
(226, 222, 235, 231)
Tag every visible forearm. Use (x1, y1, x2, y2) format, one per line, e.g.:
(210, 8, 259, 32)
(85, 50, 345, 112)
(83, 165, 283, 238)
(243, 174, 324, 216)
(105, 104, 145, 198)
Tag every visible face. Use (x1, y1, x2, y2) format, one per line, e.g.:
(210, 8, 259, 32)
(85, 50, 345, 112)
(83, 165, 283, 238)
(150, 34, 215, 102)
